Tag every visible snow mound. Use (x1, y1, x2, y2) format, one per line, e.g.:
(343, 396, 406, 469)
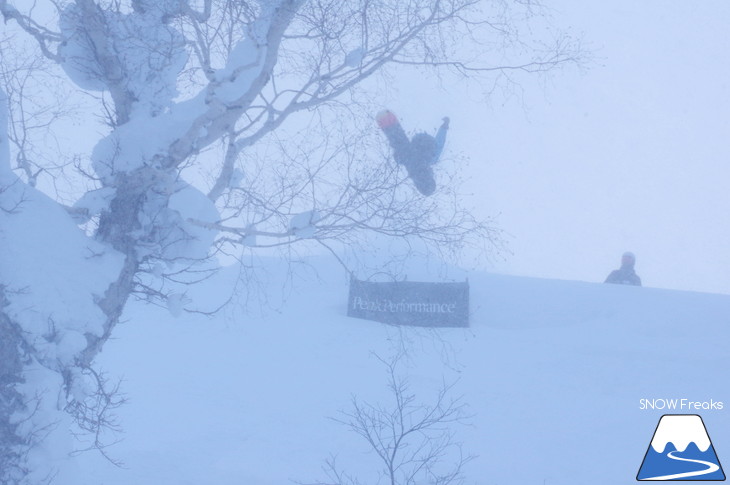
(0, 181, 123, 346)
(53, 256, 730, 485)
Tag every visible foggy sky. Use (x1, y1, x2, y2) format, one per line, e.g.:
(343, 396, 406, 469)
(9, 1, 729, 295)
(383, 1, 730, 295)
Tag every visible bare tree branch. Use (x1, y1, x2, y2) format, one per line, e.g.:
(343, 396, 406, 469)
(306, 351, 474, 485)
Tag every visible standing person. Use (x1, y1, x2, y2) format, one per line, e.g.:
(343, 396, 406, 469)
(605, 252, 642, 286)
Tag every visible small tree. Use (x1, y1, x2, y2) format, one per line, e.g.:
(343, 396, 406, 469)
(308, 353, 473, 485)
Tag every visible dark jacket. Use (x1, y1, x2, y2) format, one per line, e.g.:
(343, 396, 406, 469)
(605, 267, 642, 286)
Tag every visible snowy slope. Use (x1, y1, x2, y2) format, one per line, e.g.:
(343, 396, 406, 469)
(55, 257, 730, 485)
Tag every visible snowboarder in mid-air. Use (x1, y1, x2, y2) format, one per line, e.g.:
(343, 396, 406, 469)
(605, 251, 642, 286)
(376, 110, 449, 196)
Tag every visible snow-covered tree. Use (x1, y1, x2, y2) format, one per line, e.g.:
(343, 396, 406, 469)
(0, 0, 581, 481)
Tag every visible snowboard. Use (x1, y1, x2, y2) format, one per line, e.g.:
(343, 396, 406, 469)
(376, 110, 436, 196)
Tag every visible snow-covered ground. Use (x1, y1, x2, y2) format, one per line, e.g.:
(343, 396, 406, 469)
(53, 257, 730, 485)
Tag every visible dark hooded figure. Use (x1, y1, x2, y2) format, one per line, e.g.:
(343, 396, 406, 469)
(605, 251, 642, 286)
(376, 110, 449, 196)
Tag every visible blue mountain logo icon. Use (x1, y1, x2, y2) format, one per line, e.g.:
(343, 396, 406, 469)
(637, 414, 725, 481)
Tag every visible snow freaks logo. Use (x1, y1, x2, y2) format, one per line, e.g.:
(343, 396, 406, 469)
(640, 399, 724, 411)
(637, 415, 726, 481)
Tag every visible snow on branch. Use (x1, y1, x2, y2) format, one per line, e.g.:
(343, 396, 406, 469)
(167, 0, 306, 165)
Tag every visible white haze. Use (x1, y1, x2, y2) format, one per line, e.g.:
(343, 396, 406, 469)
(382, 0, 730, 295)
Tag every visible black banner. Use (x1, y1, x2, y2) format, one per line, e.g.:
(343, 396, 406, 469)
(347, 277, 469, 328)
